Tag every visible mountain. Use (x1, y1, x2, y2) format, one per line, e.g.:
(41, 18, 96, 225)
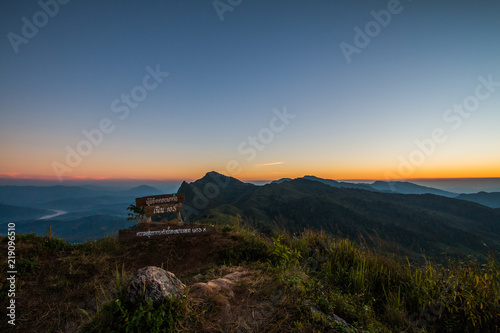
(302, 175, 374, 190)
(273, 176, 374, 190)
(121, 185, 163, 197)
(369, 181, 457, 197)
(0, 203, 51, 222)
(181, 172, 500, 260)
(274, 176, 457, 197)
(456, 192, 500, 208)
(271, 178, 292, 184)
(177, 171, 256, 219)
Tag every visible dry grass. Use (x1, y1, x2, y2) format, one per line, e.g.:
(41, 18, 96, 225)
(180, 266, 285, 333)
(0, 230, 242, 332)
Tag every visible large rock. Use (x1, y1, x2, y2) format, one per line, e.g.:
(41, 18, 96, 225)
(127, 266, 185, 305)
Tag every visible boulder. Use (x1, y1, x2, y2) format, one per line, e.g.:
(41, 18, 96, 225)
(127, 266, 185, 305)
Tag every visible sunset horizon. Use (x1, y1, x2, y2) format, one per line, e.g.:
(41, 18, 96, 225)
(2, 2, 499, 188)
(2, 171, 500, 185)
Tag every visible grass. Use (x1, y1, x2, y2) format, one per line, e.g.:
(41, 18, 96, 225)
(279, 230, 500, 332)
(1, 220, 499, 332)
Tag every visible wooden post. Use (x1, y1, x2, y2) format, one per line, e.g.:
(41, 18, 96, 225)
(177, 211, 183, 225)
(49, 224, 52, 239)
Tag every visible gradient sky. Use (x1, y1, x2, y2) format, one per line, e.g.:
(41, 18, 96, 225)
(1, 0, 499, 183)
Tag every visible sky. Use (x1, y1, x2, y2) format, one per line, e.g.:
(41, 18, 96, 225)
(1, 0, 499, 183)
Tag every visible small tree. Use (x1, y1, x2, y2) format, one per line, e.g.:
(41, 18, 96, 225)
(126, 204, 145, 223)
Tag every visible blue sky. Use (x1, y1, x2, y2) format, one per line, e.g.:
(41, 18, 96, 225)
(1, 0, 499, 182)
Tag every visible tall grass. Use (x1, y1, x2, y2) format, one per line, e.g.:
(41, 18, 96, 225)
(286, 231, 500, 332)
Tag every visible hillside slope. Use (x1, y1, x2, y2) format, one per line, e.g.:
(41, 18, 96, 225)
(1, 226, 498, 332)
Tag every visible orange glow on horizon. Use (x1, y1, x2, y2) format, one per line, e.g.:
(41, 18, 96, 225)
(2, 163, 499, 184)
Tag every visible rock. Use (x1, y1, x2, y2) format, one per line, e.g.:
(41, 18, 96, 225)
(308, 301, 358, 332)
(193, 273, 207, 282)
(127, 266, 185, 305)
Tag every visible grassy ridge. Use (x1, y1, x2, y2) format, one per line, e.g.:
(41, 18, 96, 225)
(1, 220, 499, 332)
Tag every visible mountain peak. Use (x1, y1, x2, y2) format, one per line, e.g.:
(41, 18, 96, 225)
(123, 185, 162, 196)
(204, 171, 225, 178)
(271, 178, 293, 184)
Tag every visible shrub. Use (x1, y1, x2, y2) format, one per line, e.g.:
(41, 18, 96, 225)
(82, 294, 183, 332)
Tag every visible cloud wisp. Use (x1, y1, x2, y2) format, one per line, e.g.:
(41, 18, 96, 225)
(256, 162, 285, 167)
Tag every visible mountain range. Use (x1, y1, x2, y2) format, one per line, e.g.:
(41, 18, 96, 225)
(179, 172, 500, 260)
(1, 174, 499, 257)
(273, 175, 500, 207)
(275, 176, 456, 197)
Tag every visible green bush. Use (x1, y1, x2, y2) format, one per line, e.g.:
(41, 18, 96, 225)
(270, 234, 301, 268)
(82, 294, 183, 333)
(17, 258, 37, 275)
(218, 230, 269, 264)
(37, 236, 70, 252)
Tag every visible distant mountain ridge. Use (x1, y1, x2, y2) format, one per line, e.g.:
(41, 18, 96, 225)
(303, 176, 375, 191)
(121, 185, 163, 197)
(456, 192, 500, 208)
(269, 175, 500, 208)
(369, 181, 457, 197)
(272, 176, 457, 197)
